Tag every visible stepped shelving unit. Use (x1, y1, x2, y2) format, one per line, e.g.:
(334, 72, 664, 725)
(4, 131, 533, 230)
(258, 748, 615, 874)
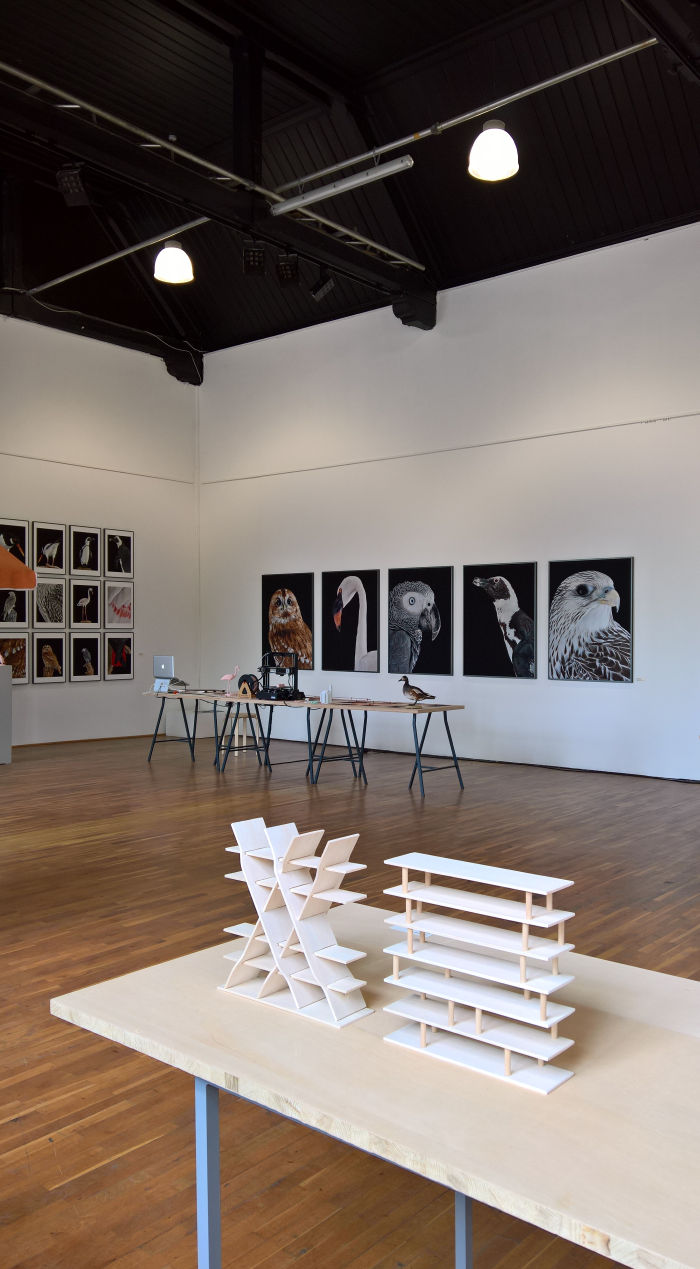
(220, 816, 372, 1027)
(383, 852, 576, 1093)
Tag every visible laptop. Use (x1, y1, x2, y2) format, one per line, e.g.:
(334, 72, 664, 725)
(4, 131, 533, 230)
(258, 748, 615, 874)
(154, 655, 175, 679)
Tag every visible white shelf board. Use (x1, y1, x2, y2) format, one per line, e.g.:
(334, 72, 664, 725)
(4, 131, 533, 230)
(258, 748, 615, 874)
(292, 883, 366, 904)
(285, 855, 321, 870)
(385, 853, 573, 896)
(384, 940, 574, 995)
(292, 967, 321, 985)
(385, 969, 575, 1029)
(326, 862, 366, 875)
(256, 877, 277, 890)
(384, 913, 574, 961)
(315, 944, 365, 965)
(327, 977, 367, 995)
(383, 995, 574, 1062)
(385, 1022, 573, 1094)
(223, 922, 257, 938)
(225, 871, 246, 882)
(247, 954, 276, 971)
(245, 846, 273, 861)
(384, 882, 573, 929)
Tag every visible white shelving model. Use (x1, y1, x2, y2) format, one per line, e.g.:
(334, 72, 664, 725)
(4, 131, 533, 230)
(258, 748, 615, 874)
(220, 817, 373, 1027)
(383, 852, 576, 1093)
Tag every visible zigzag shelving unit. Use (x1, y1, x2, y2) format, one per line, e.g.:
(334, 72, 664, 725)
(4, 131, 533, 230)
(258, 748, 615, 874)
(383, 852, 576, 1093)
(220, 817, 373, 1027)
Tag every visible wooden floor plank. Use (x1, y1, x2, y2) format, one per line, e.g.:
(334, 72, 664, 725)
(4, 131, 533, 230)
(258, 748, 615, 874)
(1, 735, 698, 1266)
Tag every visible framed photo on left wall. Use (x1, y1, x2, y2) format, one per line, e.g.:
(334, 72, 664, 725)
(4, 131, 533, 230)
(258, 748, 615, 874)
(0, 634, 29, 683)
(261, 573, 314, 670)
(33, 633, 65, 683)
(104, 633, 134, 679)
(70, 526, 101, 576)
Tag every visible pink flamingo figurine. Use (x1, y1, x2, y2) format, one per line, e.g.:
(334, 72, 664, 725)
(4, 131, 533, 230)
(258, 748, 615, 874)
(221, 665, 239, 697)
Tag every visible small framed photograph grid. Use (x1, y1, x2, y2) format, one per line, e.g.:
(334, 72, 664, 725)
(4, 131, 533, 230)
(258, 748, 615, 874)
(70, 580, 101, 627)
(1, 587, 29, 628)
(33, 522, 66, 574)
(0, 518, 29, 565)
(104, 580, 133, 628)
(33, 579, 66, 629)
(0, 634, 30, 683)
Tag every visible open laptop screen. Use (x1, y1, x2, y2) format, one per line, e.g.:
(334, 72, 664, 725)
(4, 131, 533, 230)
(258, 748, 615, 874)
(153, 654, 175, 679)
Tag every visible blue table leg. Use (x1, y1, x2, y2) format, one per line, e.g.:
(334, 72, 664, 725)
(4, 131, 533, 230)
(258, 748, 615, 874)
(179, 697, 196, 761)
(443, 711, 464, 789)
(147, 697, 166, 762)
(340, 710, 358, 778)
(255, 704, 274, 771)
(313, 708, 334, 783)
(220, 703, 241, 772)
(195, 1078, 222, 1269)
(348, 709, 368, 784)
(454, 1192, 473, 1268)
(409, 712, 432, 796)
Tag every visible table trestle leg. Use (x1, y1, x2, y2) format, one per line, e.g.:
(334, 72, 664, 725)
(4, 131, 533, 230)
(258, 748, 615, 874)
(454, 1192, 474, 1269)
(194, 1078, 222, 1269)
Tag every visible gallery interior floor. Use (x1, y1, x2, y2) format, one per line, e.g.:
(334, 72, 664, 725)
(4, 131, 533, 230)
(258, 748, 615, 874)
(2, 736, 698, 1269)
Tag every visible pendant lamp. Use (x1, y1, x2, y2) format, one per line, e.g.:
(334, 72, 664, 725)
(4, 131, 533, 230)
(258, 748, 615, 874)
(154, 239, 194, 283)
(468, 120, 519, 182)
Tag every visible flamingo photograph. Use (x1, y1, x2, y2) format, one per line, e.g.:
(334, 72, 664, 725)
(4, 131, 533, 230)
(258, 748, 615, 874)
(70, 581, 100, 627)
(322, 570, 379, 673)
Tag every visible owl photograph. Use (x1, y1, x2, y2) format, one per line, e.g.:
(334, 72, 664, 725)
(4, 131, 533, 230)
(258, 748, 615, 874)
(262, 572, 314, 670)
(464, 562, 537, 678)
(548, 557, 633, 682)
(388, 566, 453, 676)
(33, 633, 65, 683)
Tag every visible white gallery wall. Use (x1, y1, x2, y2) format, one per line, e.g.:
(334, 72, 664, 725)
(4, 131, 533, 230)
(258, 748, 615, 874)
(198, 223, 700, 780)
(0, 318, 198, 744)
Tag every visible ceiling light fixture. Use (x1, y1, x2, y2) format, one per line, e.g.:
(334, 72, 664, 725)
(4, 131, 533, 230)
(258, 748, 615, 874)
(276, 252, 299, 286)
(153, 239, 194, 284)
(271, 154, 414, 217)
(309, 268, 335, 302)
(468, 119, 519, 182)
(242, 239, 266, 274)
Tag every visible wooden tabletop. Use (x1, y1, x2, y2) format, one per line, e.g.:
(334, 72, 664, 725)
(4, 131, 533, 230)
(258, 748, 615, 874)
(154, 692, 464, 714)
(51, 904, 700, 1269)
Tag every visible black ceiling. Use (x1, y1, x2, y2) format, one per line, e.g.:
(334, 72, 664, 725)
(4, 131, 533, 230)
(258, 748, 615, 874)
(1, 0, 698, 383)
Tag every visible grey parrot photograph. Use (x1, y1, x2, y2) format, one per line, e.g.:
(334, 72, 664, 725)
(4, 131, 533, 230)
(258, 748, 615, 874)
(548, 558, 632, 682)
(464, 563, 536, 678)
(388, 567, 452, 675)
(70, 634, 101, 680)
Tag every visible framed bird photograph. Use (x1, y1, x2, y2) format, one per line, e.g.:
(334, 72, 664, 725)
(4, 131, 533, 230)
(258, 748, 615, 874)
(69, 525, 101, 576)
(321, 570, 379, 673)
(32, 521, 66, 575)
(70, 580, 101, 628)
(548, 557, 633, 682)
(464, 563, 537, 678)
(104, 529, 134, 579)
(0, 518, 29, 565)
(387, 566, 453, 676)
(0, 635, 29, 684)
(33, 579, 66, 629)
(33, 632, 66, 683)
(261, 572, 314, 670)
(104, 580, 133, 629)
(69, 632, 101, 681)
(1, 587, 28, 628)
(104, 633, 134, 680)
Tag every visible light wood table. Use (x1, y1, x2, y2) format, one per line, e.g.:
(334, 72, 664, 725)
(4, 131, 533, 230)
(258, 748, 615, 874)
(50, 904, 700, 1269)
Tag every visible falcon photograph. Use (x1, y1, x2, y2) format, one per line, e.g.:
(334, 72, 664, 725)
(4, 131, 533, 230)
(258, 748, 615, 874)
(388, 566, 453, 676)
(33, 633, 65, 683)
(70, 633, 101, 681)
(548, 557, 633, 682)
(464, 563, 536, 679)
(70, 525, 101, 576)
(262, 572, 314, 671)
(322, 570, 379, 673)
(33, 522, 66, 574)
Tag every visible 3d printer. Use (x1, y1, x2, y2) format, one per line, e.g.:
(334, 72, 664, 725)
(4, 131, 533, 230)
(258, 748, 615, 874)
(256, 651, 305, 701)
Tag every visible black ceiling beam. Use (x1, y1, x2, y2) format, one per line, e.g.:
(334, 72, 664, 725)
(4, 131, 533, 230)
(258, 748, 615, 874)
(154, 0, 357, 104)
(1, 174, 23, 291)
(0, 89, 430, 303)
(0, 289, 203, 384)
(619, 0, 700, 83)
(231, 37, 263, 183)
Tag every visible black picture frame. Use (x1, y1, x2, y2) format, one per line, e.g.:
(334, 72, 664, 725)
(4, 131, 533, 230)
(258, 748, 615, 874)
(463, 563, 537, 678)
(104, 580, 134, 629)
(261, 573, 314, 670)
(70, 632, 101, 681)
(33, 632, 65, 683)
(1, 588, 28, 628)
(33, 579, 66, 628)
(321, 570, 379, 673)
(104, 529, 134, 579)
(70, 580, 101, 628)
(0, 634, 29, 683)
(0, 518, 29, 565)
(33, 521, 66, 575)
(104, 633, 134, 680)
(548, 556, 633, 682)
(387, 566, 453, 676)
(69, 526, 101, 576)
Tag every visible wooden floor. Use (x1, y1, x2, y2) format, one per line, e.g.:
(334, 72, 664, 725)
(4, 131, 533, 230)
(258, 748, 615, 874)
(1, 735, 699, 1269)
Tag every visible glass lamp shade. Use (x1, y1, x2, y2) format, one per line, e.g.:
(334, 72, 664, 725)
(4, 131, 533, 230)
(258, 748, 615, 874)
(153, 240, 194, 283)
(468, 120, 519, 182)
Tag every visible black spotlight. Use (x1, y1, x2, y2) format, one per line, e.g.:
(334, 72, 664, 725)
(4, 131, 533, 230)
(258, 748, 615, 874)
(56, 164, 90, 207)
(309, 267, 335, 302)
(276, 252, 299, 286)
(242, 239, 266, 274)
